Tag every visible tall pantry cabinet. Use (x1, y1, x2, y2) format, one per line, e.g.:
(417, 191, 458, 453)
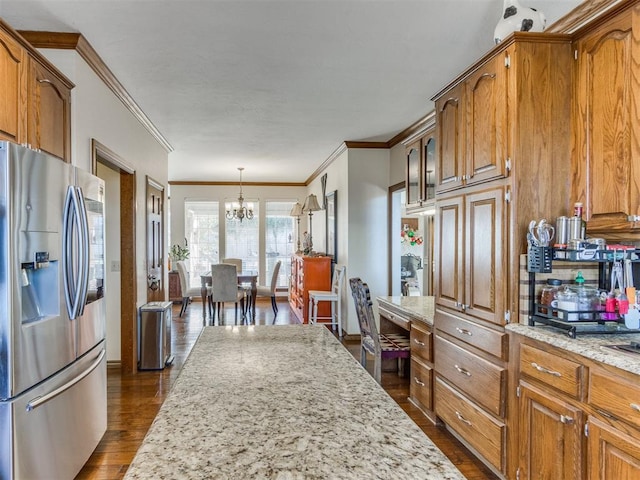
(432, 33, 574, 477)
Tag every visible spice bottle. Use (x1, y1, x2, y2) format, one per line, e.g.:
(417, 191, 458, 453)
(540, 279, 562, 316)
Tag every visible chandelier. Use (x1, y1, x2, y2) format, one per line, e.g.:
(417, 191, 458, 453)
(225, 167, 254, 222)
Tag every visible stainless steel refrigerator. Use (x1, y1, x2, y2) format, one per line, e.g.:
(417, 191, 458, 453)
(0, 141, 107, 479)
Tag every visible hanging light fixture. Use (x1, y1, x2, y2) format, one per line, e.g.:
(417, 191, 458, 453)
(226, 167, 254, 222)
(302, 193, 322, 254)
(289, 201, 304, 253)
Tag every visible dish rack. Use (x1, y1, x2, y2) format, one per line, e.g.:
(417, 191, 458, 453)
(527, 246, 640, 338)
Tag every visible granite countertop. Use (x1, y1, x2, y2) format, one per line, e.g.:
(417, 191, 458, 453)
(506, 323, 640, 376)
(377, 296, 435, 325)
(124, 325, 464, 479)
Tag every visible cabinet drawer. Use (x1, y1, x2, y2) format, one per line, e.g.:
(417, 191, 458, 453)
(435, 309, 507, 360)
(411, 358, 433, 412)
(410, 321, 432, 362)
(435, 377, 504, 472)
(435, 335, 505, 417)
(590, 368, 640, 430)
(379, 305, 411, 331)
(520, 344, 583, 399)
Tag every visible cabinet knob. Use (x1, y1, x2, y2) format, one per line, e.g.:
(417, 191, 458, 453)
(414, 377, 425, 387)
(413, 338, 425, 346)
(454, 364, 472, 377)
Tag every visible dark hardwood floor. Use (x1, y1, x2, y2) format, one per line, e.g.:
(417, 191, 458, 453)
(76, 298, 498, 480)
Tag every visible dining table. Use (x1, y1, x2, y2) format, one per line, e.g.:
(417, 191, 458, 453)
(200, 271, 258, 323)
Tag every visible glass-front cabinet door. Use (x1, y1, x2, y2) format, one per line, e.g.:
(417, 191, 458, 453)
(406, 139, 421, 209)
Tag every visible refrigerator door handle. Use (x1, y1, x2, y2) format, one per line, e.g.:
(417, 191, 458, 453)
(25, 348, 106, 411)
(62, 186, 86, 320)
(75, 187, 90, 316)
(62, 186, 76, 319)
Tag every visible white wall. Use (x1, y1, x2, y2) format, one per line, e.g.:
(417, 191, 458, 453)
(389, 142, 406, 186)
(39, 49, 170, 362)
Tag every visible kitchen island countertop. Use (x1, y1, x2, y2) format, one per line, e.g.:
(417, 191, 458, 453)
(124, 325, 464, 479)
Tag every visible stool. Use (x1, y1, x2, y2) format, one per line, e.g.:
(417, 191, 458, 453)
(308, 265, 346, 337)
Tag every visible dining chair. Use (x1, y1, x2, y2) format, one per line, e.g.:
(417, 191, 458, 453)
(308, 265, 346, 337)
(349, 277, 410, 384)
(254, 260, 281, 317)
(176, 260, 210, 317)
(209, 263, 245, 324)
(221, 258, 243, 271)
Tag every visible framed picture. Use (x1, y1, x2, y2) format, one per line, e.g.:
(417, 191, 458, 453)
(326, 190, 337, 262)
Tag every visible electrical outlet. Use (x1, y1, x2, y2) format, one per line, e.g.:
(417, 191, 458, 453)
(111, 260, 121, 272)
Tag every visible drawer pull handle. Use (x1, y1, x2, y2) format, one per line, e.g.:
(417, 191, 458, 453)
(531, 362, 561, 377)
(414, 377, 425, 387)
(455, 411, 472, 426)
(413, 339, 426, 346)
(630, 403, 640, 413)
(455, 327, 472, 336)
(454, 365, 471, 377)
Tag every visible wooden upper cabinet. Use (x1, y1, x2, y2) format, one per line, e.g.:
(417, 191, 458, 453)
(27, 57, 72, 161)
(464, 53, 508, 186)
(0, 26, 27, 144)
(405, 126, 437, 213)
(435, 84, 465, 193)
(573, 6, 640, 234)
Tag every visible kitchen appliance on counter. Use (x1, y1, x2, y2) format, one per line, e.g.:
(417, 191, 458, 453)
(0, 142, 107, 479)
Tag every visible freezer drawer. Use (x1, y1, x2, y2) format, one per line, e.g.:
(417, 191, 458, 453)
(0, 342, 107, 480)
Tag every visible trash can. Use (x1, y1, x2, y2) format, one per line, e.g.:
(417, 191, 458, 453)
(138, 301, 174, 370)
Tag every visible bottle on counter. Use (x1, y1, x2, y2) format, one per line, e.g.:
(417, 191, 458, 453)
(539, 278, 562, 316)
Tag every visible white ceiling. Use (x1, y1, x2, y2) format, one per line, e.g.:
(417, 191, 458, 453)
(0, 0, 582, 183)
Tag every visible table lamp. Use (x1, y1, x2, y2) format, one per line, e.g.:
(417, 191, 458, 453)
(289, 201, 304, 253)
(302, 194, 322, 254)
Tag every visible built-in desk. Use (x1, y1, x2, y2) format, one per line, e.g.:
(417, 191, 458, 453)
(123, 325, 464, 479)
(377, 296, 437, 424)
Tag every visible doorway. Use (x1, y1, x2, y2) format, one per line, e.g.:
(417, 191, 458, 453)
(92, 139, 138, 373)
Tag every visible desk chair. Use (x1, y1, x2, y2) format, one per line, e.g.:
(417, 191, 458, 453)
(308, 265, 346, 337)
(255, 260, 281, 317)
(176, 260, 210, 317)
(210, 263, 245, 324)
(349, 277, 410, 384)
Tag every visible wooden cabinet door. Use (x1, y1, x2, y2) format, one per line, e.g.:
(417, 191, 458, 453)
(435, 83, 465, 193)
(573, 8, 640, 233)
(519, 382, 584, 480)
(435, 195, 464, 310)
(464, 187, 506, 325)
(27, 58, 71, 161)
(464, 54, 508, 187)
(587, 416, 640, 480)
(0, 27, 27, 144)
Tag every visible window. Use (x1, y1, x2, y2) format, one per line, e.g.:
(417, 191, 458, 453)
(225, 203, 259, 273)
(265, 201, 296, 288)
(185, 200, 219, 287)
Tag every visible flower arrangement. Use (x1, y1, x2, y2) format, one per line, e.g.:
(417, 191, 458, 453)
(400, 227, 423, 246)
(169, 239, 190, 261)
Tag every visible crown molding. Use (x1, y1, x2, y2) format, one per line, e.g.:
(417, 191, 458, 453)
(19, 30, 173, 153)
(169, 180, 306, 187)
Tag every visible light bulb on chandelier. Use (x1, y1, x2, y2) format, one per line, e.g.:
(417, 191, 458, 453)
(226, 167, 254, 222)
